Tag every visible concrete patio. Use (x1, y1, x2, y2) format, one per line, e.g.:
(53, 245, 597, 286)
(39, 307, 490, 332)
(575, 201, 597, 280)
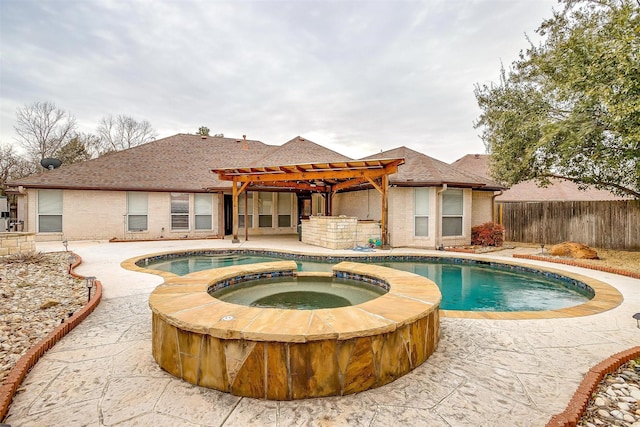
(5, 236, 640, 426)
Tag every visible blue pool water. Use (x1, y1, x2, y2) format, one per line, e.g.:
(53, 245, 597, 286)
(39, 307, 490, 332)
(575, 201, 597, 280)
(143, 254, 592, 311)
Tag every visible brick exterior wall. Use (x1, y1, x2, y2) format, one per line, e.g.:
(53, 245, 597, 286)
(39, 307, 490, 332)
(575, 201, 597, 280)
(17, 187, 493, 246)
(333, 187, 484, 249)
(24, 189, 222, 241)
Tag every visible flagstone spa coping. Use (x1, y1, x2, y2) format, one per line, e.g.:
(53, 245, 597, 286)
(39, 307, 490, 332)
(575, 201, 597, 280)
(148, 261, 441, 399)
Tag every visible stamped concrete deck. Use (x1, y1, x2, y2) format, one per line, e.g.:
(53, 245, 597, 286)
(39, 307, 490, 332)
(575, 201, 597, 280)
(5, 236, 640, 426)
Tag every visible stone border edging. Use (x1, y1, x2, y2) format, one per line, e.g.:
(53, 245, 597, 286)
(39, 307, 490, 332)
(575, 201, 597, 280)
(513, 254, 640, 280)
(546, 346, 640, 427)
(0, 253, 103, 421)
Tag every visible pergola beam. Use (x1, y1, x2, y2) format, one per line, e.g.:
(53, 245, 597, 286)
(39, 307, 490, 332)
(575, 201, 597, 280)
(245, 181, 331, 193)
(212, 158, 404, 246)
(217, 167, 394, 183)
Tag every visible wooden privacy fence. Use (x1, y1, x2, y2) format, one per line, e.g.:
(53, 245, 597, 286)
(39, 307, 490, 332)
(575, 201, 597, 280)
(497, 200, 640, 250)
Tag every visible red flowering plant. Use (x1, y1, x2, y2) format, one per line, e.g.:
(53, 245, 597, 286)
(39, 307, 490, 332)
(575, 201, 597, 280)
(471, 222, 505, 247)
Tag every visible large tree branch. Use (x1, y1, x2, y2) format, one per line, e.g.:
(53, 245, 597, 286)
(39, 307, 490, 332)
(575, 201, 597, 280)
(542, 173, 640, 198)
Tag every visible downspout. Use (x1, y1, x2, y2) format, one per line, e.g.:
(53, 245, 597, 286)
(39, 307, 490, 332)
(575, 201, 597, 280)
(491, 190, 504, 224)
(435, 184, 447, 249)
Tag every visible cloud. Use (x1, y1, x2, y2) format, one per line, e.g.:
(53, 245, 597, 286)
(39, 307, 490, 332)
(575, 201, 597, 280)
(0, 0, 557, 162)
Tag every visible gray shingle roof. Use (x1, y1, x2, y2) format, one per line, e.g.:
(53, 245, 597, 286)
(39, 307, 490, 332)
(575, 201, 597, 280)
(451, 154, 628, 201)
(9, 135, 505, 193)
(9, 134, 274, 192)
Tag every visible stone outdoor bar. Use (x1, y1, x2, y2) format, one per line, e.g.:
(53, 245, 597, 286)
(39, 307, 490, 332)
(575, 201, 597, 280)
(301, 216, 381, 250)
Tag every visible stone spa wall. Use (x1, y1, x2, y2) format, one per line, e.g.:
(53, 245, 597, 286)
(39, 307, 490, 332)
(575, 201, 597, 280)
(149, 261, 441, 400)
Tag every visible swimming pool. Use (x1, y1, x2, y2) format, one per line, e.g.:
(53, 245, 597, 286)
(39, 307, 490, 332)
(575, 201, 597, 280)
(140, 252, 593, 312)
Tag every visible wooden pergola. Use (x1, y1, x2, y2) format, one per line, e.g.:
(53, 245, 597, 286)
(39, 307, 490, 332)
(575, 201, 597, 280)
(211, 158, 404, 246)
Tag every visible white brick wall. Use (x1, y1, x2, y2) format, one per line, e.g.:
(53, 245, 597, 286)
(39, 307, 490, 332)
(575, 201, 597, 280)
(471, 191, 494, 225)
(26, 190, 221, 241)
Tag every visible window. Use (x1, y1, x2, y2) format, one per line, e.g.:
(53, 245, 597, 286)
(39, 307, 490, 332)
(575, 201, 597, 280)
(127, 192, 148, 231)
(171, 193, 189, 230)
(194, 194, 212, 230)
(442, 189, 463, 236)
(414, 188, 429, 237)
(238, 192, 253, 228)
(312, 193, 324, 215)
(38, 190, 62, 232)
(258, 192, 272, 227)
(277, 193, 292, 227)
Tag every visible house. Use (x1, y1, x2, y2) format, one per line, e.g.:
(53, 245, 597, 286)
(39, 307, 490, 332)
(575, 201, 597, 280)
(451, 154, 629, 202)
(6, 134, 503, 249)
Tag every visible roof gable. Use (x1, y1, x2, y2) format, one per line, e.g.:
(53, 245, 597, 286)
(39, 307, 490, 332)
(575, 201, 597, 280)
(450, 154, 492, 179)
(363, 147, 502, 189)
(251, 136, 352, 166)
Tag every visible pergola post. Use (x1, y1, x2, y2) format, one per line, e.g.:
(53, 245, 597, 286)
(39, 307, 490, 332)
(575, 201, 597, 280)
(324, 191, 332, 216)
(365, 175, 390, 249)
(381, 174, 390, 249)
(232, 178, 239, 243)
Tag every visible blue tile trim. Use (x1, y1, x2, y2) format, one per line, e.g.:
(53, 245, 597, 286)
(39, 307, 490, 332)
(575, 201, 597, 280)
(208, 270, 295, 293)
(333, 270, 390, 291)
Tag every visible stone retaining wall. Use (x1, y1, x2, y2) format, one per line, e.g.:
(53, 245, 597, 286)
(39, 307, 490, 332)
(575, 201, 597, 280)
(0, 232, 35, 256)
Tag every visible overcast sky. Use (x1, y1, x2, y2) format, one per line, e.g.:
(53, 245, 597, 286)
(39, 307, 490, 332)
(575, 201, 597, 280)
(1, 0, 558, 163)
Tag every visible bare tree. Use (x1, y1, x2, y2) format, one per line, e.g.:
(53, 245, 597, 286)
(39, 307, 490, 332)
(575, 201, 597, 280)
(96, 115, 157, 154)
(70, 132, 103, 159)
(14, 101, 77, 161)
(0, 143, 38, 195)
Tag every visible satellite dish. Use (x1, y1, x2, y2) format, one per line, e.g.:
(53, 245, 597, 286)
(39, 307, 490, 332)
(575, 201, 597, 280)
(41, 158, 62, 170)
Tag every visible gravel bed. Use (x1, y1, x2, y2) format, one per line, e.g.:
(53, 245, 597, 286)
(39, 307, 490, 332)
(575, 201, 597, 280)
(579, 358, 640, 427)
(0, 252, 87, 383)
